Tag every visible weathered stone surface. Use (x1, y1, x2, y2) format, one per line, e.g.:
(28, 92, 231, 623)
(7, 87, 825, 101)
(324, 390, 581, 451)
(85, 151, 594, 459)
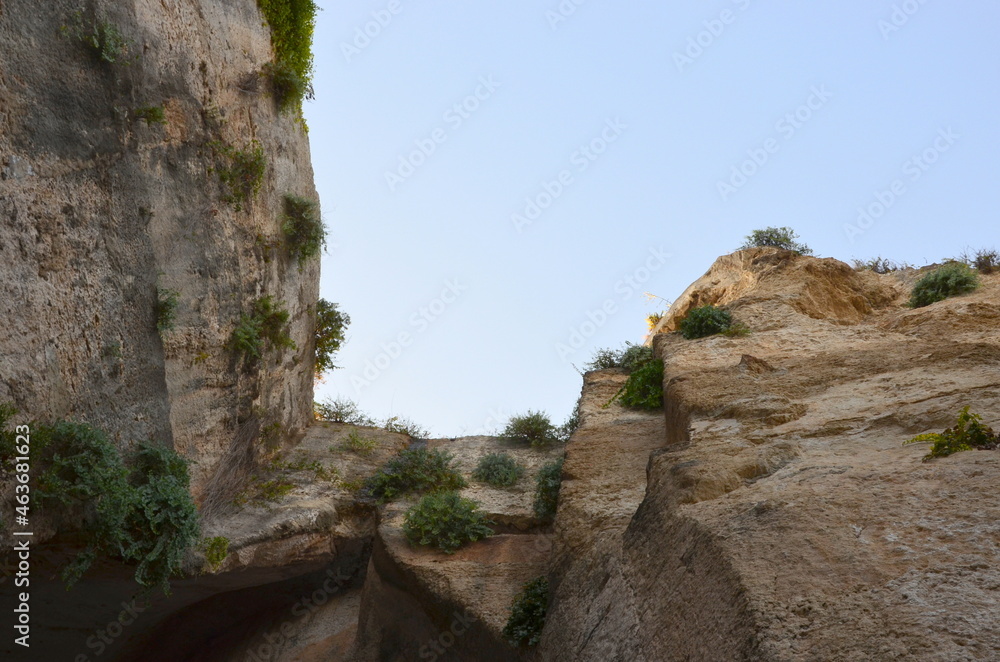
(0, 0, 319, 499)
(542, 249, 1000, 661)
(350, 435, 563, 662)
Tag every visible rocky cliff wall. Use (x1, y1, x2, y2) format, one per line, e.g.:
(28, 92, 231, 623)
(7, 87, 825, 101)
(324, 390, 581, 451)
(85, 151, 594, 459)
(0, 0, 319, 498)
(540, 249, 1000, 661)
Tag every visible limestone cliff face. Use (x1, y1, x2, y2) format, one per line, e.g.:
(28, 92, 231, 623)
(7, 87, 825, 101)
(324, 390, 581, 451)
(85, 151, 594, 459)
(0, 0, 318, 496)
(0, 2, 320, 658)
(342, 249, 1000, 661)
(539, 249, 1000, 661)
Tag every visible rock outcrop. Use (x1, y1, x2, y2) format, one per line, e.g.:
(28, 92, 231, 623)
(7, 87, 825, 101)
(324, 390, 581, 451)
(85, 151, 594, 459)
(0, 0, 319, 658)
(0, 0, 318, 497)
(540, 248, 1000, 661)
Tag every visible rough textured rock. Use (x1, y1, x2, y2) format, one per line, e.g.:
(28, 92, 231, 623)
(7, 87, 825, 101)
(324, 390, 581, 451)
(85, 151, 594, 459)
(0, 0, 318, 498)
(0, 2, 322, 656)
(543, 248, 1000, 661)
(350, 435, 564, 662)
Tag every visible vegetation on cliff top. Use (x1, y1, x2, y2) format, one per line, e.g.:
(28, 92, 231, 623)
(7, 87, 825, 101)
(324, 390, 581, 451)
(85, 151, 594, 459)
(256, 0, 317, 114)
(909, 262, 980, 308)
(499, 411, 565, 447)
(594, 344, 664, 412)
(739, 226, 813, 255)
(314, 397, 428, 437)
(364, 447, 466, 502)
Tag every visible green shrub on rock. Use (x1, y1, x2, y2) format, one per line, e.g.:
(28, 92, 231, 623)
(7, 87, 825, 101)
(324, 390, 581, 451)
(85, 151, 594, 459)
(364, 448, 466, 502)
(281, 194, 325, 261)
(903, 406, 999, 460)
(533, 458, 564, 521)
(584, 342, 652, 372)
(503, 576, 549, 647)
(472, 452, 525, 487)
(617, 358, 664, 411)
(402, 491, 493, 554)
(908, 262, 980, 308)
(23, 418, 199, 594)
(739, 226, 813, 255)
(678, 305, 732, 339)
(229, 295, 296, 364)
(314, 299, 349, 376)
(200, 536, 230, 572)
(500, 411, 562, 447)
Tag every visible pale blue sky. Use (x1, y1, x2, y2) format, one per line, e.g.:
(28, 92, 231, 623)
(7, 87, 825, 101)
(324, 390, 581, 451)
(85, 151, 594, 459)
(306, 1, 1000, 437)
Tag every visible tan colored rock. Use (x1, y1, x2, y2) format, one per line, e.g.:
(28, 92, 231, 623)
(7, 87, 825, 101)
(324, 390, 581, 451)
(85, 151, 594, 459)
(351, 435, 563, 662)
(542, 249, 1000, 661)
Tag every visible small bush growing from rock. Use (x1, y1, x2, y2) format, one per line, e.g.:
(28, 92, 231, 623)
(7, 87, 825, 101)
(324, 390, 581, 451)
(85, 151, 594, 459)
(61, 11, 134, 65)
(281, 194, 325, 261)
(473, 452, 525, 487)
(616, 358, 664, 411)
(679, 305, 732, 339)
(365, 448, 466, 502)
(342, 430, 377, 455)
(904, 406, 999, 461)
(503, 576, 549, 647)
(229, 295, 296, 364)
(383, 416, 429, 439)
(314, 299, 349, 376)
(213, 141, 266, 210)
(263, 60, 310, 113)
(972, 248, 999, 275)
(403, 491, 494, 554)
(500, 411, 562, 447)
(200, 536, 230, 572)
(852, 257, 904, 274)
(584, 342, 652, 372)
(533, 458, 564, 521)
(314, 397, 376, 426)
(20, 418, 200, 594)
(120, 443, 201, 594)
(739, 226, 813, 255)
(135, 105, 166, 126)
(908, 262, 979, 308)
(155, 288, 179, 333)
(256, 0, 318, 115)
